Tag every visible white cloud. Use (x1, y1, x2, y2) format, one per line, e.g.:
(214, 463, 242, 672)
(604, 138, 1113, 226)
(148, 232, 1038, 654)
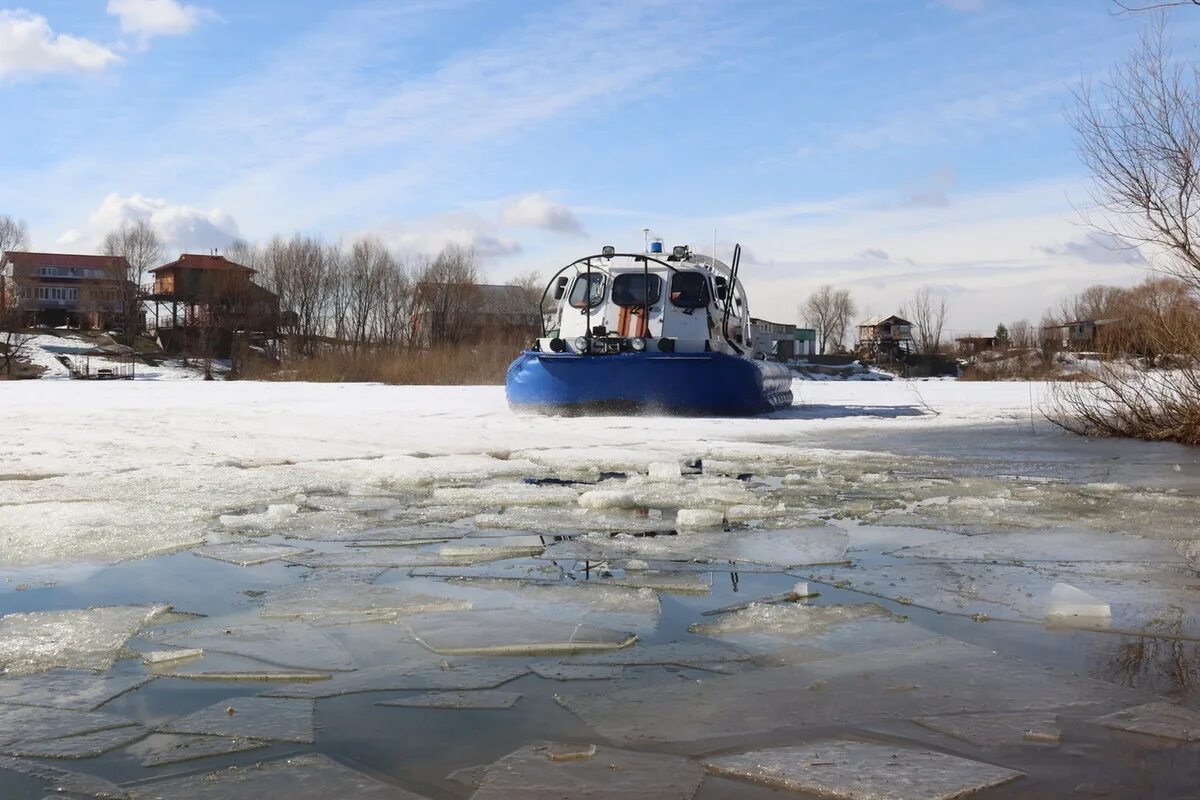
(1037, 232, 1145, 265)
(0, 11, 119, 80)
(375, 213, 522, 262)
(88, 193, 240, 254)
(106, 0, 212, 39)
(502, 194, 585, 236)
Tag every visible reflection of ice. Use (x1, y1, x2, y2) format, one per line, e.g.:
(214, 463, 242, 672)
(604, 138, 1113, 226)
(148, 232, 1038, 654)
(127, 753, 430, 799)
(1045, 583, 1111, 624)
(192, 541, 311, 566)
(0, 604, 171, 675)
(260, 578, 470, 624)
(160, 697, 315, 743)
(705, 740, 1024, 799)
(471, 743, 703, 800)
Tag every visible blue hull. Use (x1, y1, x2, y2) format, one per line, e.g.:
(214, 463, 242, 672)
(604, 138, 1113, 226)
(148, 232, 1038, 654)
(505, 351, 794, 416)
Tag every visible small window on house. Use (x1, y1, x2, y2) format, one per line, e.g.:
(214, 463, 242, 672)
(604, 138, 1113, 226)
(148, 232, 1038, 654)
(612, 273, 662, 307)
(668, 271, 709, 309)
(568, 273, 606, 309)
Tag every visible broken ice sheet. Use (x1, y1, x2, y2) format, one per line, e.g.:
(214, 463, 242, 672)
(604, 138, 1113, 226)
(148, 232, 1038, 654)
(406, 610, 636, 656)
(541, 526, 848, 568)
(134, 733, 269, 767)
(127, 753, 430, 799)
(149, 615, 356, 671)
(3, 723, 149, 759)
(475, 508, 677, 535)
(0, 704, 138, 747)
(377, 690, 521, 709)
(530, 663, 624, 681)
(799, 561, 1200, 638)
(914, 712, 1062, 747)
(0, 670, 153, 711)
(568, 570, 711, 595)
(1091, 701, 1200, 741)
(430, 483, 580, 509)
(263, 658, 530, 699)
(470, 743, 703, 800)
(0, 604, 171, 675)
(1045, 582, 1111, 624)
(260, 578, 471, 624)
(704, 740, 1024, 800)
(557, 639, 1156, 747)
(159, 697, 315, 743)
(890, 529, 1188, 565)
(563, 641, 751, 668)
(192, 541, 312, 566)
(0, 754, 130, 798)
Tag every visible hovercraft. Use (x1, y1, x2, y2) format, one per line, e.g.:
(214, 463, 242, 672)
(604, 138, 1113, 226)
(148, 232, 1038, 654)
(505, 241, 793, 416)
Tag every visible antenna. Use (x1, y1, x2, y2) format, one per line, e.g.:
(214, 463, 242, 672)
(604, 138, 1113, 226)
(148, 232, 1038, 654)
(642, 228, 650, 254)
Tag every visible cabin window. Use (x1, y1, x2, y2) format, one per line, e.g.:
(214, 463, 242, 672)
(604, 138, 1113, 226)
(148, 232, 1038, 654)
(612, 273, 662, 307)
(568, 273, 606, 309)
(669, 272, 709, 309)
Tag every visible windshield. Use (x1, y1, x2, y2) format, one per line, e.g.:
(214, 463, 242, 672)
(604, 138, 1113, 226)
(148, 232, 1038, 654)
(669, 271, 710, 309)
(612, 273, 663, 307)
(568, 273, 606, 309)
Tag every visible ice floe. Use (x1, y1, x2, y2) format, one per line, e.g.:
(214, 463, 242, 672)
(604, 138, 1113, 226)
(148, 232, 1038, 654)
(0, 604, 171, 675)
(377, 690, 521, 709)
(160, 697, 315, 743)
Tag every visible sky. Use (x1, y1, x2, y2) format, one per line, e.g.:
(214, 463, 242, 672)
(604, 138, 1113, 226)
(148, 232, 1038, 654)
(1, 0, 1198, 333)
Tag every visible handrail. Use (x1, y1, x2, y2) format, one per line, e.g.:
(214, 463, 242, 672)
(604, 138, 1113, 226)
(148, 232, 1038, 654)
(538, 253, 679, 337)
(720, 244, 744, 355)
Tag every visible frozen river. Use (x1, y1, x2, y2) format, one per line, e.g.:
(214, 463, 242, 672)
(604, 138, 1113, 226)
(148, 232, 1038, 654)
(1, 380, 1198, 798)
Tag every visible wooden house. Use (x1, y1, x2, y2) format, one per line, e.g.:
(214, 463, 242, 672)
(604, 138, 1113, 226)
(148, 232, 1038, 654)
(0, 251, 131, 329)
(856, 314, 914, 359)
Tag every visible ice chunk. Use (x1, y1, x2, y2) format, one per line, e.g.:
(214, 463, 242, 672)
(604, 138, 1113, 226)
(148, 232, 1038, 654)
(558, 639, 1155, 746)
(377, 690, 521, 709)
(647, 462, 683, 481)
(160, 697, 315, 743)
(263, 659, 530, 699)
(564, 641, 751, 668)
(704, 741, 1024, 799)
(435, 543, 544, 560)
(572, 570, 710, 595)
(915, 711, 1062, 746)
(134, 733, 269, 767)
(542, 527, 848, 568)
(475, 508, 675, 534)
(126, 753, 430, 799)
(406, 611, 636, 656)
(432, 484, 579, 508)
(0, 755, 130, 798)
(471, 743, 702, 800)
(530, 663, 623, 681)
(142, 648, 203, 665)
(0, 670, 152, 711)
(690, 603, 902, 644)
(675, 509, 724, 529)
(409, 563, 563, 583)
(219, 503, 299, 530)
(1091, 701, 1200, 741)
(577, 489, 636, 510)
(3, 723, 149, 759)
(151, 616, 356, 672)
(285, 548, 517, 568)
(260, 580, 471, 623)
(0, 603, 171, 675)
(192, 542, 312, 566)
(724, 503, 788, 522)
(1045, 583, 1111, 623)
(304, 494, 405, 512)
(0, 704, 138, 747)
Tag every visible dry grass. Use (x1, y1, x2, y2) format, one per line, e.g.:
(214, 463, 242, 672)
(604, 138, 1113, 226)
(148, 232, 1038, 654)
(958, 350, 1072, 382)
(242, 340, 522, 385)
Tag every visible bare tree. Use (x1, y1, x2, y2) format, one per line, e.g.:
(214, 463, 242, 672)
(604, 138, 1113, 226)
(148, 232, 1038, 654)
(101, 219, 162, 341)
(1008, 319, 1034, 350)
(0, 215, 31, 375)
(413, 245, 482, 347)
(802, 285, 856, 354)
(903, 287, 948, 356)
(1113, 1, 1199, 13)
(1052, 23, 1200, 445)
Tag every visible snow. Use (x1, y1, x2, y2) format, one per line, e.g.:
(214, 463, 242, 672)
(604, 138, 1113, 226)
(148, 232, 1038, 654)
(12, 333, 226, 381)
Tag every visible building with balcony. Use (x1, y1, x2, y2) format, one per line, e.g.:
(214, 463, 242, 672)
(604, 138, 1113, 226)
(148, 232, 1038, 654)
(0, 251, 132, 329)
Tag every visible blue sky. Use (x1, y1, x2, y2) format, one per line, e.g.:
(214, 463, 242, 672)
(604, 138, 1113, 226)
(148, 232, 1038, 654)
(2, 0, 1197, 330)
